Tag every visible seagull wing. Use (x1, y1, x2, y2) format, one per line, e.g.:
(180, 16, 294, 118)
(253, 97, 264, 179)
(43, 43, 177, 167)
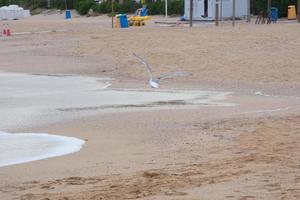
(157, 71, 192, 82)
(133, 53, 153, 80)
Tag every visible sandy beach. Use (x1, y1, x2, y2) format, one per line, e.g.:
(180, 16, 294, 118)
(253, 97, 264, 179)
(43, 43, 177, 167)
(0, 13, 300, 200)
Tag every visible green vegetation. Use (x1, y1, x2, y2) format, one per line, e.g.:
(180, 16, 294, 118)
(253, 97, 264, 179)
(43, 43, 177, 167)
(0, 0, 183, 15)
(0, 0, 72, 10)
(0, 0, 297, 18)
(253, 0, 296, 17)
(91, 0, 140, 15)
(75, 0, 95, 14)
(90, 0, 183, 15)
(146, 1, 164, 15)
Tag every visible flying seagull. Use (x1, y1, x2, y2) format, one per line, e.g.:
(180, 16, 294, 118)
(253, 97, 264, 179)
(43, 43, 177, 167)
(133, 53, 191, 88)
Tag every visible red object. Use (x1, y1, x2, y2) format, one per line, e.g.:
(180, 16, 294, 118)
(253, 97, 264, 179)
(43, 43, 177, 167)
(6, 29, 11, 36)
(2, 24, 6, 36)
(6, 24, 11, 36)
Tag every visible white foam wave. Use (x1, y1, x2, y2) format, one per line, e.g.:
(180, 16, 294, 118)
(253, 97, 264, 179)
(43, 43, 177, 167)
(0, 131, 85, 168)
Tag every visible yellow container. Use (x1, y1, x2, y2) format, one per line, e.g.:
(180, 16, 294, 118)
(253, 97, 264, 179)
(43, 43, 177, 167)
(288, 5, 297, 20)
(115, 16, 120, 28)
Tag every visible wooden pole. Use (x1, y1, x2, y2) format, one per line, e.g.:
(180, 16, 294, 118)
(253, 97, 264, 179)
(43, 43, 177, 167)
(64, 0, 68, 10)
(215, 0, 219, 26)
(267, 0, 271, 14)
(189, 0, 193, 27)
(298, 0, 300, 23)
(232, 0, 235, 27)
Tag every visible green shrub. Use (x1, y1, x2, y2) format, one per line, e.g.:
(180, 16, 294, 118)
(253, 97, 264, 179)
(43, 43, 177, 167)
(118, 0, 140, 13)
(0, 0, 25, 7)
(146, 0, 183, 16)
(68, 0, 183, 16)
(272, 0, 290, 17)
(0, 0, 73, 10)
(169, 0, 184, 15)
(90, 0, 137, 15)
(253, 0, 295, 17)
(50, 0, 66, 10)
(75, 0, 95, 15)
(92, 0, 140, 14)
(146, 1, 164, 15)
(92, 1, 112, 14)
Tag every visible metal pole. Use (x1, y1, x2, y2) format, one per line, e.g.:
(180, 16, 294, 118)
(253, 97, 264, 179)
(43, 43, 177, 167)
(298, 0, 300, 23)
(215, 0, 219, 26)
(220, 0, 223, 21)
(247, 0, 251, 22)
(112, 0, 114, 28)
(232, 0, 235, 27)
(189, 0, 193, 27)
(165, 0, 168, 17)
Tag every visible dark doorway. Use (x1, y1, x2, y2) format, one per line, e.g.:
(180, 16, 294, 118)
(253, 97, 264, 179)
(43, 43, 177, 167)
(203, 0, 208, 18)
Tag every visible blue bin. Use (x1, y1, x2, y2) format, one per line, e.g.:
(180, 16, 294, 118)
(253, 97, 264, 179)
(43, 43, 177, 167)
(271, 7, 278, 22)
(65, 10, 72, 19)
(119, 14, 129, 28)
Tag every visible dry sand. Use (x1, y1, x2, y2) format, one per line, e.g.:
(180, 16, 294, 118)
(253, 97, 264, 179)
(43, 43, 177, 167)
(0, 13, 300, 200)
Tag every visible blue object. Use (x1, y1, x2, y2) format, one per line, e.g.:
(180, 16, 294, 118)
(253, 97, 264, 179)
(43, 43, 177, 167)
(271, 7, 278, 22)
(65, 10, 71, 19)
(119, 14, 129, 28)
(140, 7, 148, 17)
(180, 16, 186, 21)
(134, 7, 148, 17)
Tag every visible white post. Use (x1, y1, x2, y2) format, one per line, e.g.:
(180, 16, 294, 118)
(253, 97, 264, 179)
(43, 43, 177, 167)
(165, 0, 168, 17)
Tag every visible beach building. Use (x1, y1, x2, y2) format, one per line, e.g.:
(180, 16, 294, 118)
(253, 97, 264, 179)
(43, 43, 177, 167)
(184, 0, 248, 20)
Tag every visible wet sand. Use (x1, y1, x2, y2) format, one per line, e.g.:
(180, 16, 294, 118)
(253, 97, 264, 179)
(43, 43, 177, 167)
(0, 14, 300, 200)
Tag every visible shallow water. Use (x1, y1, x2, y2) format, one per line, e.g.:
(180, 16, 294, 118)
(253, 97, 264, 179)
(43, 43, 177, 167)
(0, 72, 233, 167)
(0, 72, 233, 131)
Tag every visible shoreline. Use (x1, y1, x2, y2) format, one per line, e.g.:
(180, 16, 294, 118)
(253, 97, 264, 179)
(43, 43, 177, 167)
(1, 110, 299, 200)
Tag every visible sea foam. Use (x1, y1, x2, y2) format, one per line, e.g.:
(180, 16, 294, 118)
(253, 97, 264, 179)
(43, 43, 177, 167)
(0, 131, 85, 168)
